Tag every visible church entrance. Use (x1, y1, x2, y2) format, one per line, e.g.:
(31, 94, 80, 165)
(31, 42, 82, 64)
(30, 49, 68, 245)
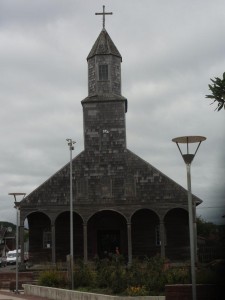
(97, 230, 120, 258)
(88, 210, 127, 259)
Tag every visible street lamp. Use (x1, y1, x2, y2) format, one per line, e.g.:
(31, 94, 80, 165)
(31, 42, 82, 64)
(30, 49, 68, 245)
(8, 192, 26, 294)
(66, 138, 76, 290)
(172, 136, 206, 300)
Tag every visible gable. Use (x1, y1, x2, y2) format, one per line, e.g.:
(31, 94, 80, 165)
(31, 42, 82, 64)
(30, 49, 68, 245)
(20, 147, 202, 209)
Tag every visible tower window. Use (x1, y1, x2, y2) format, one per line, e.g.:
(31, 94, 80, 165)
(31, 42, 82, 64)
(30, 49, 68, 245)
(99, 65, 108, 80)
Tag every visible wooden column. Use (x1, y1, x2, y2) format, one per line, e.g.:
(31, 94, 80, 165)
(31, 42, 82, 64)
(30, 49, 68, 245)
(51, 223, 56, 264)
(83, 222, 88, 263)
(127, 222, 132, 266)
(160, 220, 166, 258)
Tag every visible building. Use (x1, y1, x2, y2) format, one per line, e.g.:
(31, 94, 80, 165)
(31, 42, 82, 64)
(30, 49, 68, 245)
(19, 9, 202, 264)
(0, 226, 15, 256)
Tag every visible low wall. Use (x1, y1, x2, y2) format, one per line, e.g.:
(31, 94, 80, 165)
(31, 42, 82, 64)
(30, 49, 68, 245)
(23, 284, 165, 300)
(165, 284, 224, 300)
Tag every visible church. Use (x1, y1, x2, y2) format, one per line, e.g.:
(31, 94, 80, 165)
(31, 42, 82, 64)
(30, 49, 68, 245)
(19, 7, 201, 265)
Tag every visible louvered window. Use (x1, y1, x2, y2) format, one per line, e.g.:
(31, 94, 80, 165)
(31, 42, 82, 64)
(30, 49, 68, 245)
(99, 65, 108, 80)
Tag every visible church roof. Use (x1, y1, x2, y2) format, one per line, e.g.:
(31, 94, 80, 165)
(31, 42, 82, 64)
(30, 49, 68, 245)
(87, 29, 122, 60)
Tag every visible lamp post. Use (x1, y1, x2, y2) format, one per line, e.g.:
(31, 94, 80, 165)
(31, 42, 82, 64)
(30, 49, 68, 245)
(172, 136, 206, 300)
(8, 192, 26, 294)
(66, 138, 76, 290)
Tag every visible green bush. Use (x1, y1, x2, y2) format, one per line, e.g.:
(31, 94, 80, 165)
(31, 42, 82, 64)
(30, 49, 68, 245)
(126, 285, 148, 296)
(109, 265, 127, 293)
(38, 255, 212, 296)
(126, 259, 145, 287)
(73, 262, 96, 288)
(143, 255, 167, 294)
(95, 258, 115, 288)
(165, 266, 190, 285)
(196, 262, 225, 285)
(197, 269, 218, 284)
(94, 255, 127, 293)
(38, 269, 67, 288)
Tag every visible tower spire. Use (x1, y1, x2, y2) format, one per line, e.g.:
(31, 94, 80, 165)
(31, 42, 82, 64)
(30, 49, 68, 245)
(95, 5, 113, 29)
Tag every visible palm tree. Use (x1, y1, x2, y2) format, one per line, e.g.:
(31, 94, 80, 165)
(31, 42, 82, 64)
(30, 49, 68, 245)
(206, 72, 225, 111)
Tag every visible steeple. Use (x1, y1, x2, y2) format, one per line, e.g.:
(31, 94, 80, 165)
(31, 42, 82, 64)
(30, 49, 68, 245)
(85, 28, 122, 97)
(87, 29, 122, 60)
(81, 7, 127, 152)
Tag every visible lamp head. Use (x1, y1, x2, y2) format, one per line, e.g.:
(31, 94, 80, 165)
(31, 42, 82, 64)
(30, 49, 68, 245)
(172, 135, 206, 165)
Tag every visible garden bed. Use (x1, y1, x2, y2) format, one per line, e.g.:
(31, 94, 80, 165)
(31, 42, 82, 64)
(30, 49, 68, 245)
(23, 284, 165, 300)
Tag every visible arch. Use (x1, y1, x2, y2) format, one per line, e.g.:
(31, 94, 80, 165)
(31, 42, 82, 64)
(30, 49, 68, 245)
(130, 207, 160, 221)
(131, 209, 160, 258)
(55, 211, 83, 261)
(26, 211, 51, 263)
(163, 206, 188, 218)
(87, 208, 127, 223)
(164, 208, 189, 261)
(53, 209, 84, 225)
(88, 210, 127, 259)
(21, 210, 51, 224)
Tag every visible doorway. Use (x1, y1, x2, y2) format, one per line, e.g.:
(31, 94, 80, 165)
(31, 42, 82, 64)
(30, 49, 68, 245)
(97, 230, 120, 258)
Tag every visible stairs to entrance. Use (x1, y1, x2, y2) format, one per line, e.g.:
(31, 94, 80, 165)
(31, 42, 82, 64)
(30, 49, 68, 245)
(0, 271, 37, 290)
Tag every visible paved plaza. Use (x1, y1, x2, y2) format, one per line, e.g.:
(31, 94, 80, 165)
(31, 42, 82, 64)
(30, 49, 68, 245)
(0, 290, 48, 300)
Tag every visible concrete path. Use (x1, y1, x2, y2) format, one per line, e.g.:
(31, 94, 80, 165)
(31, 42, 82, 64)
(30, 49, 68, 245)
(0, 290, 48, 300)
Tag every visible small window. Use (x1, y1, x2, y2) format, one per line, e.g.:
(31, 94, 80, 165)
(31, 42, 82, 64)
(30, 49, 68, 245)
(43, 231, 51, 249)
(99, 65, 108, 80)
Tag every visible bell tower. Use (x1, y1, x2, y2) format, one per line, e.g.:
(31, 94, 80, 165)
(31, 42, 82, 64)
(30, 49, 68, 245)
(87, 29, 122, 96)
(81, 6, 127, 153)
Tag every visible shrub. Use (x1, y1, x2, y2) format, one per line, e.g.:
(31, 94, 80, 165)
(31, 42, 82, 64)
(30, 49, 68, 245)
(73, 262, 96, 288)
(37, 255, 203, 295)
(95, 258, 115, 288)
(126, 285, 148, 296)
(197, 269, 219, 284)
(143, 255, 167, 293)
(196, 262, 225, 284)
(94, 256, 128, 293)
(126, 259, 145, 287)
(38, 269, 67, 288)
(165, 266, 190, 285)
(109, 265, 127, 293)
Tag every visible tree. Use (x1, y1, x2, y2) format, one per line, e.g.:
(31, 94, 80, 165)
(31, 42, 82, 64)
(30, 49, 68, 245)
(205, 72, 225, 111)
(196, 216, 216, 237)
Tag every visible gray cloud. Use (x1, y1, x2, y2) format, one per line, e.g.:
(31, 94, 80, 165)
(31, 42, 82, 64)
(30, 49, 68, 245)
(0, 0, 224, 225)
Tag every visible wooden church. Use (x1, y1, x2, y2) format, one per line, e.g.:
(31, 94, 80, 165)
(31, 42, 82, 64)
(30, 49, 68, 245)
(19, 8, 202, 265)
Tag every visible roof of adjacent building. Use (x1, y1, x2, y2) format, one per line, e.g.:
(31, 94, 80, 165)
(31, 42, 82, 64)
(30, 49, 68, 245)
(87, 29, 122, 60)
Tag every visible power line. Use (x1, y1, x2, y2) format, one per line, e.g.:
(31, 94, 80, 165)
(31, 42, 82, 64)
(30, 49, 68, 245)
(197, 206, 225, 209)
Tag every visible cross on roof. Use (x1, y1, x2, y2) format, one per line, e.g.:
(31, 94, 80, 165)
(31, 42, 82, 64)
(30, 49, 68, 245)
(95, 5, 113, 29)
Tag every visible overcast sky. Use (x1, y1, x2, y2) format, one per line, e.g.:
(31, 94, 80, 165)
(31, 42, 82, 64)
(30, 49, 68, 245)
(0, 0, 224, 226)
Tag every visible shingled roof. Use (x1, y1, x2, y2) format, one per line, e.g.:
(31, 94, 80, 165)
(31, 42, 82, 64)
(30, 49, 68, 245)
(87, 29, 122, 60)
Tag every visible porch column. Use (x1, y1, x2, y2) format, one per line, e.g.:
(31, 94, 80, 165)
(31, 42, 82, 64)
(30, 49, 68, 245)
(51, 224, 56, 264)
(127, 222, 132, 266)
(83, 222, 88, 263)
(160, 220, 165, 258)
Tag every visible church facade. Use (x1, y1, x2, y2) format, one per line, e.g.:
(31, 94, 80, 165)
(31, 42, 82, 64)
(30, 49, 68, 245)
(19, 17, 201, 265)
